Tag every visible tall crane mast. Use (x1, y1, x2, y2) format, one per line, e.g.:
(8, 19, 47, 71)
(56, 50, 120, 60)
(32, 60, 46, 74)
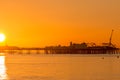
(109, 29, 114, 46)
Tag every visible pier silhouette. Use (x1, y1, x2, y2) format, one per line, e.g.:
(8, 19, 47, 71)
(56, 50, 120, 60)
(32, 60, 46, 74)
(0, 42, 119, 55)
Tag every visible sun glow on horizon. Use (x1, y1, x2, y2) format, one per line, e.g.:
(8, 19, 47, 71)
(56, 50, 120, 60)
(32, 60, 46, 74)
(0, 34, 5, 42)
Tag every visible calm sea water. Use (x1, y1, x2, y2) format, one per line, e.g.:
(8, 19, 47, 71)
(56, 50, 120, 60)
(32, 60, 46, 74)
(0, 54, 120, 80)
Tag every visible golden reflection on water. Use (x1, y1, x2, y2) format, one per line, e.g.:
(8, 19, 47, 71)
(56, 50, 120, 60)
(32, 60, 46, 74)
(0, 55, 8, 80)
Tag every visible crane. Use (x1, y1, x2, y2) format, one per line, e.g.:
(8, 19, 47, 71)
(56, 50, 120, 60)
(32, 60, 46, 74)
(109, 29, 114, 47)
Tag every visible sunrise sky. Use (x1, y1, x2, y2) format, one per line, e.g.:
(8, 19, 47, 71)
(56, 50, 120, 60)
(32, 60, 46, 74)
(0, 0, 120, 47)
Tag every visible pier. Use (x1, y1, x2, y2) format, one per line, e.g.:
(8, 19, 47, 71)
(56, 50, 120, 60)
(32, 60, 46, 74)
(0, 46, 119, 55)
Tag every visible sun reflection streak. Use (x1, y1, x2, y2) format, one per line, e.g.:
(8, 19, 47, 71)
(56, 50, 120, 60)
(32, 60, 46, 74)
(0, 56, 8, 80)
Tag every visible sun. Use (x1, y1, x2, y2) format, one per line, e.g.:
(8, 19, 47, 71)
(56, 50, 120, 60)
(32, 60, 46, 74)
(0, 34, 5, 42)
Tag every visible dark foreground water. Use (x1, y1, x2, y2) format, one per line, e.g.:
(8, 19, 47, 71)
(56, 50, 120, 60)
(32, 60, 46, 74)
(0, 54, 120, 80)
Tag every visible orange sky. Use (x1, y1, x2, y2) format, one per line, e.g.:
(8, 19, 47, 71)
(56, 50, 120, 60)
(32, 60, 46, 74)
(0, 0, 120, 47)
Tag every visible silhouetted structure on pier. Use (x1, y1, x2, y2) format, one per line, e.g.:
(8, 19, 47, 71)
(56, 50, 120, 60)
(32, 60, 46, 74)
(45, 42, 119, 54)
